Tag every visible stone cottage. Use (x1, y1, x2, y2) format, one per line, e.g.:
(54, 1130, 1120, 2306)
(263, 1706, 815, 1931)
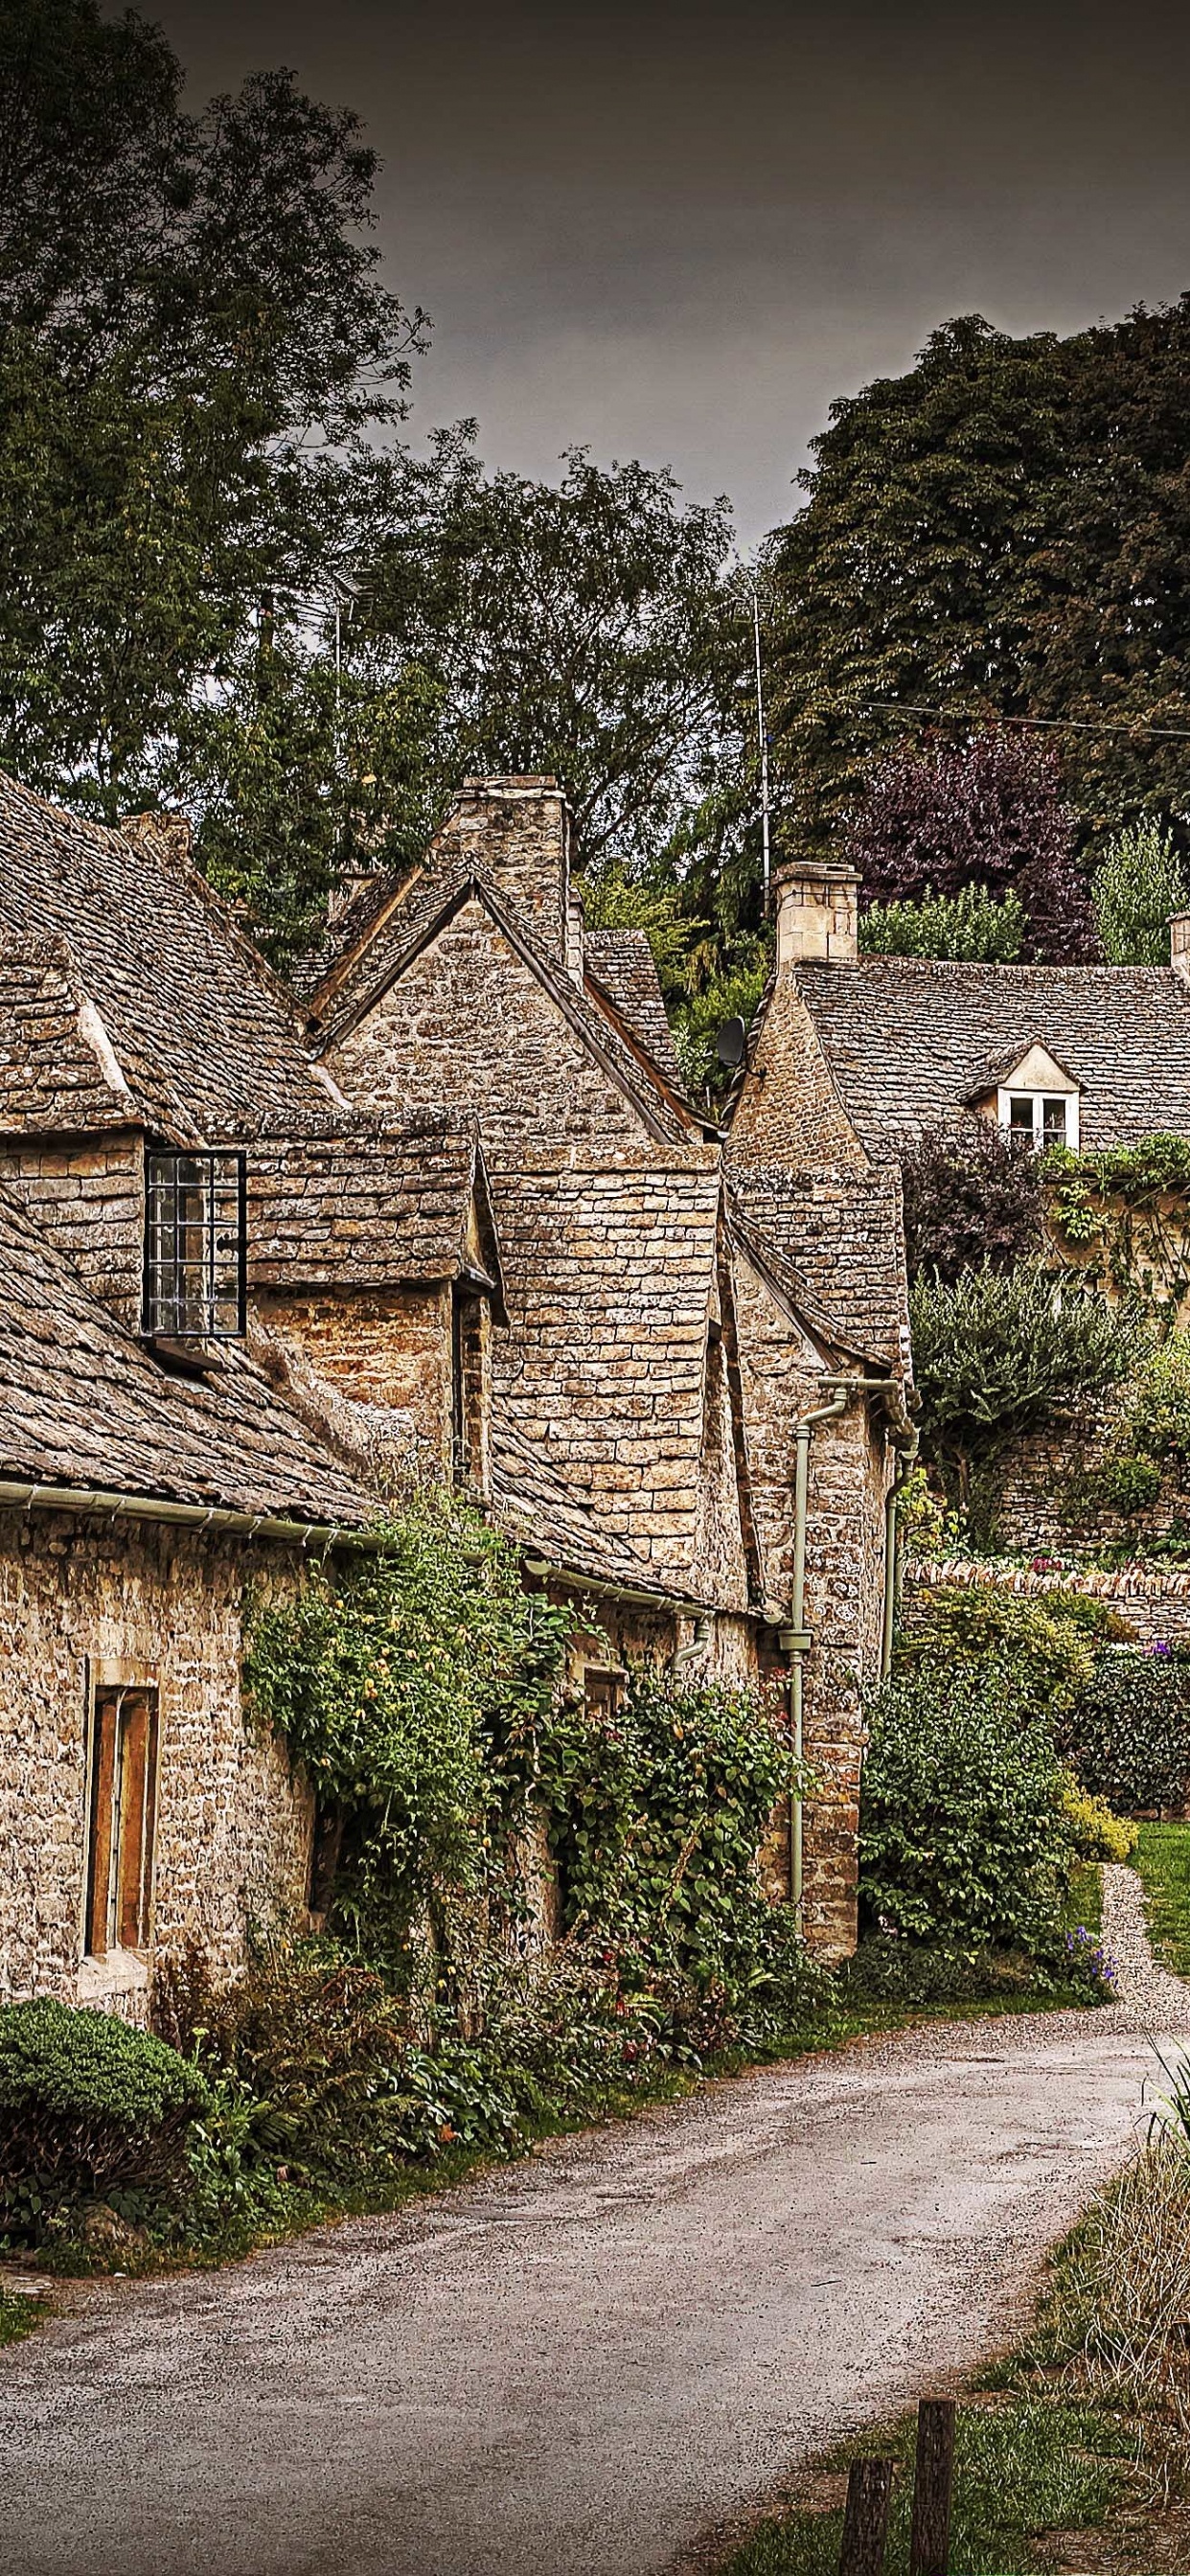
(727, 851, 1190, 1598)
(0, 773, 909, 2000)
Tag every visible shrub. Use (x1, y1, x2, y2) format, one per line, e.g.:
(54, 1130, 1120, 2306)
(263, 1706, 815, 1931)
(1095, 1453, 1163, 1515)
(859, 881, 1024, 962)
(901, 1120, 1045, 1287)
(898, 1583, 1133, 1718)
(859, 1663, 1069, 1951)
(1091, 816, 1188, 967)
(1121, 1332, 1190, 1465)
(909, 1264, 1135, 1502)
(152, 1944, 412, 2174)
(1060, 1778, 1137, 1863)
(1059, 1650, 1190, 1814)
(0, 1999, 208, 2242)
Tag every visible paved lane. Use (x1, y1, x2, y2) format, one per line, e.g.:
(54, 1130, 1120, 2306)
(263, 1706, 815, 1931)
(0, 2010, 1158, 2576)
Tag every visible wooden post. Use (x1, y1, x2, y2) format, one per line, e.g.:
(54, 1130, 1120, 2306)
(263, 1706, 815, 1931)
(838, 2458, 895, 2576)
(909, 2398, 955, 2576)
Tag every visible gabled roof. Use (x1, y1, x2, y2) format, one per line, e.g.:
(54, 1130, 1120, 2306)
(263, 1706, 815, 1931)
(728, 1161, 910, 1375)
(727, 1198, 887, 1369)
(789, 957, 1190, 1152)
(247, 1112, 505, 1309)
(0, 774, 331, 1142)
(309, 867, 701, 1153)
(0, 1179, 376, 1528)
(583, 929, 682, 1086)
(0, 941, 134, 1135)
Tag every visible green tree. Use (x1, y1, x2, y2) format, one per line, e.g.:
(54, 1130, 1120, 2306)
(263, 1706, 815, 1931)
(858, 882, 1024, 961)
(767, 305, 1190, 854)
(1092, 816, 1189, 964)
(0, 0, 423, 808)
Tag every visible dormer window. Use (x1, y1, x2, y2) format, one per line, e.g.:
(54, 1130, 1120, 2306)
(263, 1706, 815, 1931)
(1000, 1091, 1076, 1150)
(990, 1043, 1080, 1153)
(143, 1149, 246, 1339)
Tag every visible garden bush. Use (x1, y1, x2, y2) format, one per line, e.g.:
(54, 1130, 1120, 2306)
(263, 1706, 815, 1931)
(898, 1582, 1132, 1718)
(859, 1662, 1070, 1952)
(152, 1944, 414, 2174)
(0, 1999, 208, 2242)
(1121, 1333, 1190, 1467)
(1059, 1650, 1190, 1814)
(1060, 1778, 1137, 1863)
(901, 1119, 1046, 1287)
(909, 1265, 1134, 1509)
(859, 881, 1025, 964)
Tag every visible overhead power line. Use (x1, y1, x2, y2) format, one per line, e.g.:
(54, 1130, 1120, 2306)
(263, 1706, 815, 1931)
(860, 696, 1190, 743)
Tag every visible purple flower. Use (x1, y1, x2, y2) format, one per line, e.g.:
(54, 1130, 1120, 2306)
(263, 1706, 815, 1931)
(1148, 1640, 1173, 1657)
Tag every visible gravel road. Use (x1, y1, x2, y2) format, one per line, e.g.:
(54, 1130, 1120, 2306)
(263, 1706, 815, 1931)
(0, 1877, 1182, 2576)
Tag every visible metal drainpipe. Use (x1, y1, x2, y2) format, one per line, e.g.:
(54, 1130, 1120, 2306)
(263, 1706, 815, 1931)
(881, 1424, 920, 1682)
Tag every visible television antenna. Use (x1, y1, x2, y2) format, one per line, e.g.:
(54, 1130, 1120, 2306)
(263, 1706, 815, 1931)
(751, 582, 771, 914)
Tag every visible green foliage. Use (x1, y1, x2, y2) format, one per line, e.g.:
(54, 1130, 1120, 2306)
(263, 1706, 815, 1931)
(1058, 1650, 1190, 1814)
(245, 1491, 570, 1966)
(0, 0, 420, 822)
(1044, 1134, 1190, 1322)
(1132, 1822, 1190, 1976)
(1092, 816, 1188, 965)
(670, 951, 769, 1097)
(859, 881, 1024, 961)
(579, 862, 698, 996)
(909, 1266, 1134, 1502)
(767, 302, 1190, 860)
(901, 1120, 1045, 1286)
(859, 1664, 1070, 1950)
(0, 1999, 208, 2241)
(1121, 1332, 1190, 1463)
(1060, 1778, 1137, 1863)
(1094, 1453, 1164, 1515)
(898, 1583, 1130, 1717)
(535, 1668, 818, 2046)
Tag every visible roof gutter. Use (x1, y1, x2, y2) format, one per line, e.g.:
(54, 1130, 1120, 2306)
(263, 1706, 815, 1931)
(520, 1550, 711, 1620)
(0, 1478, 387, 1553)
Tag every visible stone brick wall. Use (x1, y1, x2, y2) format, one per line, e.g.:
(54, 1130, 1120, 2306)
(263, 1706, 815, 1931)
(332, 901, 669, 1168)
(903, 1554, 1190, 1646)
(0, 1131, 144, 1330)
(0, 1510, 310, 2010)
(729, 977, 868, 1174)
(255, 1284, 453, 1470)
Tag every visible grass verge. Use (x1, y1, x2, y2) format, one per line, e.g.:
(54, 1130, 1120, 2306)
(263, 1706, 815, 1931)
(1133, 1821, 1190, 1975)
(0, 2286, 50, 2348)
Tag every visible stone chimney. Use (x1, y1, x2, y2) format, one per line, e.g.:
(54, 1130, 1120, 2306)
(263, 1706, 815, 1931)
(1172, 912, 1190, 985)
(774, 859, 860, 968)
(441, 776, 575, 968)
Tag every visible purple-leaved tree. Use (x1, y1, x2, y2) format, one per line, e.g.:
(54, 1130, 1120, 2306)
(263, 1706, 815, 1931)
(845, 731, 1097, 961)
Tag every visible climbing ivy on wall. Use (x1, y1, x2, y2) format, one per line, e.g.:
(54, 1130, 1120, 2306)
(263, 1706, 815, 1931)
(245, 1491, 571, 1967)
(1044, 1136, 1190, 1323)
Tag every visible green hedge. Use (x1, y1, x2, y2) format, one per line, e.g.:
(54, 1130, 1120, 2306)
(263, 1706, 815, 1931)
(859, 1663, 1069, 1952)
(1058, 1651, 1190, 1814)
(0, 1999, 208, 2241)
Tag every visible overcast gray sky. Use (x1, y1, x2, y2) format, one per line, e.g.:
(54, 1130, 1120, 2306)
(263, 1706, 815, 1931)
(153, 0, 1190, 540)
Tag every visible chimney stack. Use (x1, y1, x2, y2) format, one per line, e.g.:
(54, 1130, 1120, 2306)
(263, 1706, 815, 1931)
(1172, 912, 1190, 985)
(774, 859, 860, 968)
(443, 776, 575, 967)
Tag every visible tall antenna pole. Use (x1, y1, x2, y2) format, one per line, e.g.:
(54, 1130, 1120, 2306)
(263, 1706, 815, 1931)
(752, 582, 771, 915)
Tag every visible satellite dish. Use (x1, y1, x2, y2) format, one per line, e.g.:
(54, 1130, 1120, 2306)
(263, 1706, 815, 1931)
(716, 1016, 746, 1070)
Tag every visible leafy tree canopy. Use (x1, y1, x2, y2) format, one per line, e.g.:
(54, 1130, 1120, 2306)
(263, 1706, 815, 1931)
(767, 304, 1190, 857)
(1092, 816, 1189, 964)
(844, 730, 1094, 960)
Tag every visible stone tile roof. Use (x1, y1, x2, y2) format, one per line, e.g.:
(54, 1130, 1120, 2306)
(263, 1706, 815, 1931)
(583, 930, 682, 1085)
(491, 1415, 704, 1606)
(0, 773, 331, 1143)
(790, 957, 1190, 1151)
(0, 942, 134, 1134)
(727, 1199, 886, 1367)
(728, 1163, 911, 1376)
(309, 869, 700, 1152)
(0, 1179, 376, 1527)
(246, 1113, 502, 1297)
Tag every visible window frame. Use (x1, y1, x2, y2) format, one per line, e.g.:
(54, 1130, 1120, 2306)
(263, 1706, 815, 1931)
(83, 1682, 160, 1961)
(996, 1088, 1079, 1151)
(142, 1147, 247, 1341)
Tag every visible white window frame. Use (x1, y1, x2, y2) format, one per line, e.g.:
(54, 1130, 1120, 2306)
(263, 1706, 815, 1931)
(996, 1088, 1079, 1151)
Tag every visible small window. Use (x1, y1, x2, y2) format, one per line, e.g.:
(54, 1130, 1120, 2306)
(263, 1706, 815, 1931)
(583, 1668, 626, 1722)
(997, 1091, 1078, 1151)
(84, 1686, 159, 1958)
(144, 1149, 246, 1339)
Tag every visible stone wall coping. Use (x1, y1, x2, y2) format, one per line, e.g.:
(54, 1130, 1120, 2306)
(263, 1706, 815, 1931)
(906, 1554, 1190, 1600)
